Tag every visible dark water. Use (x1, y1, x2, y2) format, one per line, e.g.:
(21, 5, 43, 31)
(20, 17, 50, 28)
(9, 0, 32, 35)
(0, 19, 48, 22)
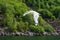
(0, 36, 60, 40)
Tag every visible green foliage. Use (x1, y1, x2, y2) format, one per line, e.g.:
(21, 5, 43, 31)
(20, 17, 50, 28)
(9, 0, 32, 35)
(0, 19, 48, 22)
(38, 9, 56, 20)
(53, 7, 60, 18)
(0, 0, 28, 32)
(22, 14, 35, 25)
(0, 0, 54, 33)
(23, 0, 60, 19)
(0, 4, 6, 14)
(28, 16, 54, 33)
(8, 18, 17, 32)
(38, 16, 54, 32)
(17, 20, 29, 32)
(29, 25, 45, 33)
(3, 9, 17, 32)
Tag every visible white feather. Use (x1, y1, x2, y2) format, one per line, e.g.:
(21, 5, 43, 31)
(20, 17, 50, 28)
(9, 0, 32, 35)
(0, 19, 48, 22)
(23, 10, 40, 26)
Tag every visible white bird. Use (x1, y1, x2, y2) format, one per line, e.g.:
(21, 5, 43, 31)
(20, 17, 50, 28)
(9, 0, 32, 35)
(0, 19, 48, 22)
(23, 10, 40, 26)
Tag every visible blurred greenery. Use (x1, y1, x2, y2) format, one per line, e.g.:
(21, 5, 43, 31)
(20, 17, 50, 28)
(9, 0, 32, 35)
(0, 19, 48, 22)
(38, 16, 54, 32)
(29, 25, 45, 33)
(0, 0, 55, 33)
(0, 0, 28, 32)
(22, 14, 35, 25)
(17, 20, 29, 32)
(23, 0, 60, 19)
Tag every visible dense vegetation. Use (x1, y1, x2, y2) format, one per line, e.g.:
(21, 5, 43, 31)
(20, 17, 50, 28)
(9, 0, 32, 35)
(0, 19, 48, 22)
(0, 0, 28, 32)
(22, 0, 60, 20)
(0, 0, 55, 33)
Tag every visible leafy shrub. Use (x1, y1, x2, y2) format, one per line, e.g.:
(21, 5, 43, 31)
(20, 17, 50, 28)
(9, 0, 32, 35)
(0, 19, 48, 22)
(29, 16, 54, 33)
(23, 0, 60, 19)
(29, 25, 45, 33)
(0, 0, 28, 32)
(17, 21, 29, 32)
(3, 9, 17, 32)
(53, 7, 60, 18)
(0, 0, 54, 33)
(22, 14, 35, 25)
(38, 9, 56, 20)
(8, 18, 17, 32)
(0, 4, 6, 14)
(38, 16, 54, 32)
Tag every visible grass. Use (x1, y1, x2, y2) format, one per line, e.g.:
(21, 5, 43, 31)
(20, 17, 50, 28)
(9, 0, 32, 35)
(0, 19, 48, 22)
(0, 36, 60, 40)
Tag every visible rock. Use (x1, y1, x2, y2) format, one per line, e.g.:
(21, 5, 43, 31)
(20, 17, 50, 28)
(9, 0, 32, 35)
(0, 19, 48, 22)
(0, 17, 2, 20)
(57, 30, 60, 33)
(4, 27, 8, 30)
(28, 32, 34, 36)
(11, 32, 16, 36)
(33, 33, 37, 36)
(15, 32, 20, 36)
(0, 32, 5, 36)
(4, 32, 10, 36)
(23, 34, 29, 36)
(43, 32, 51, 36)
(0, 33, 1, 36)
(0, 28, 2, 31)
(51, 32, 59, 36)
(35, 33, 40, 36)
(20, 32, 25, 36)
